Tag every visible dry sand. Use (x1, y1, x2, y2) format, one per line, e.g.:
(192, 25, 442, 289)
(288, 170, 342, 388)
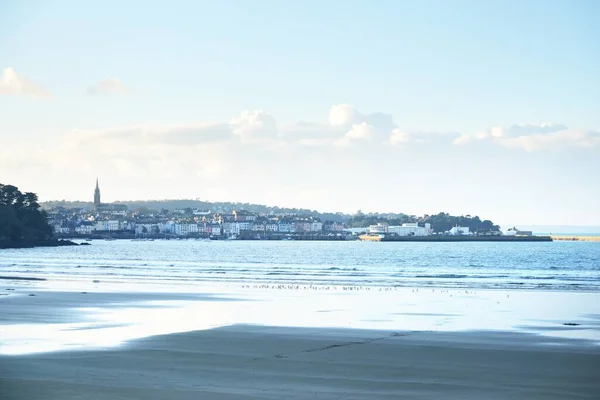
(552, 236, 600, 242)
(1, 325, 599, 400)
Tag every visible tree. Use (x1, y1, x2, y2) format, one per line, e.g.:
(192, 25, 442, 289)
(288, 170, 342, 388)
(0, 183, 53, 242)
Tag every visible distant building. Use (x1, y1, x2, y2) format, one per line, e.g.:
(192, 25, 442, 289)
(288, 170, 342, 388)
(94, 178, 101, 208)
(448, 226, 471, 236)
(369, 223, 388, 234)
(93, 178, 128, 215)
(387, 223, 432, 236)
(504, 227, 533, 236)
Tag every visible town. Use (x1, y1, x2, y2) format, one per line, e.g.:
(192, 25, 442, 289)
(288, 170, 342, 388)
(44, 180, 541, 241)
(47, 180, 346, 240)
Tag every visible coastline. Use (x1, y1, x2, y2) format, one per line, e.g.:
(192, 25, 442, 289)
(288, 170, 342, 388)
(0, 239, 80, 250)
(552, 235, 600, 242)
(1, 325, 599, 400)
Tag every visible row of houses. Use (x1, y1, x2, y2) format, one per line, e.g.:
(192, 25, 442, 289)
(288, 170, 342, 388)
(53, 217, 345, 236)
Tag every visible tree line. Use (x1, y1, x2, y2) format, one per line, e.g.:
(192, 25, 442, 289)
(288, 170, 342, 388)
(347, 211, 500, 233)
(0, 184, 53, 242)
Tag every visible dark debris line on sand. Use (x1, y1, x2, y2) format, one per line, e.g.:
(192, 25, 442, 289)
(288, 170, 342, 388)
(270, 331, 412, 359)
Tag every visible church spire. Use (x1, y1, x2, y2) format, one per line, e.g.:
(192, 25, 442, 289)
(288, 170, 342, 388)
(94, 178, 101, 207)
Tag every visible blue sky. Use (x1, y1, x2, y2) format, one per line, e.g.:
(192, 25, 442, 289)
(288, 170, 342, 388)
(1, 0, 599, 225)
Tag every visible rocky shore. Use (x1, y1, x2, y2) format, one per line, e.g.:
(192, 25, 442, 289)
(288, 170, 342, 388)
(0, 239, 81, 250)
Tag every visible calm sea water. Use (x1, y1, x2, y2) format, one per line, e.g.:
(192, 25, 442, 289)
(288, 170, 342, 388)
(1, 240, 599, 291)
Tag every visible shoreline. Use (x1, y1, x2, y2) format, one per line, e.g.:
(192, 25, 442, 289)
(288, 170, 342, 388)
(53, 235, 558, 242)
(1, 282, 599, 356)
(552, 235, 600, 242)
(1, 325, 599, 399)
(0, 239, 80, 250)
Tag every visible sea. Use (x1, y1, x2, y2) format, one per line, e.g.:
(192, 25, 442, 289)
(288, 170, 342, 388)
(1, 239, 599, 291)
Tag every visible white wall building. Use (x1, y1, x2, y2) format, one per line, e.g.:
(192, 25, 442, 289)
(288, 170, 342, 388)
(174, 224, 199, 236)
(75, 224, 94, 235)
(311, 221, 323, 232)
(448, 226, 471, 236)
(158, 222, 175, 234)
(208, 224, 221, 236)
(222, 222, 240, 235)
(237, 222, 251, 231)
(387, 223, 432, 236)
(369, 223, 388, 234)
(278, 221, 295, 233)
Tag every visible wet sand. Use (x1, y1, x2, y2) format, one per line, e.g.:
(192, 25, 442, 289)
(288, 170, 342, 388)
(1, 283, 599, 399)
(1, 325, 599, 400)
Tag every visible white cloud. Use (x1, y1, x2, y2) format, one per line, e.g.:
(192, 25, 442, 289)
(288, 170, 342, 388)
(453, 123, 600, 151)
(88, 78, 131, 95)
(0, 67, 51, 98)
(69, 123, 234, 149)
(346, 122, 373, 140)
(230, 110, 278, 142)
(329, 104, 361, 126)
(389, 129, 409, 145)
(497, 129, 600, 151)
(328, 104, 398, 145)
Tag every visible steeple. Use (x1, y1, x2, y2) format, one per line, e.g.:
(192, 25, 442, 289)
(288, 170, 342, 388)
(94, 178, 101, 207)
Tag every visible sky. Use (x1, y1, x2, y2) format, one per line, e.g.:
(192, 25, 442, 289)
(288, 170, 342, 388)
(1, 0, 599, 226)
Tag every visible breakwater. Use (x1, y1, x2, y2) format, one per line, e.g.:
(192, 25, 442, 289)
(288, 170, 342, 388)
(360, 235, 552, 242)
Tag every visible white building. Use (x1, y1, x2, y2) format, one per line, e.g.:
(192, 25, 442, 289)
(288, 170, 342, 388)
(278, 221, 295, 233)
(208, 224, 221, 236)
(54, 225, 71, 234)
(222, 222, 240, 235)
(448, 226, 471, 236)
(108, 220, 120, 231)
(311, 221, 323, 232)
(192, 209, 212, 216)
(95, 220, 120, 232)
(94, 221, 107, 231)
(174, 224, 199, 236)
(387, 223, 432, 237)
(369, 223, 388, 234)
(237, 221, 251, 231)
(504, 227, 532, 236)
(75, 224, 94, 235)
(158, 222, 175, 234)
(266, 222, 279, 232)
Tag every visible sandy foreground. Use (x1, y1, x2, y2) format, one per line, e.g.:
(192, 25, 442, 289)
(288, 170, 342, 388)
(1, 326, 599, 400)
(1, 282, 599, 399)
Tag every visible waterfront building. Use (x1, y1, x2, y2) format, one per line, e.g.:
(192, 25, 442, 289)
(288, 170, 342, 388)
(448, 226, 471, 236)
(388, 223, 432, 236)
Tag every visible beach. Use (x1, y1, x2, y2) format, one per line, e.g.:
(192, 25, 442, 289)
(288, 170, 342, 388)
(2, 325, 599, 400)
(1, 281, 600, 399)
(1, 240, 599, 398)
(552, 235, 600, 242)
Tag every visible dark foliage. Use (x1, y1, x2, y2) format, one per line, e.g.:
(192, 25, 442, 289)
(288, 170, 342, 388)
(347, 211, 500, 233)
(0, 183, 53, 242)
